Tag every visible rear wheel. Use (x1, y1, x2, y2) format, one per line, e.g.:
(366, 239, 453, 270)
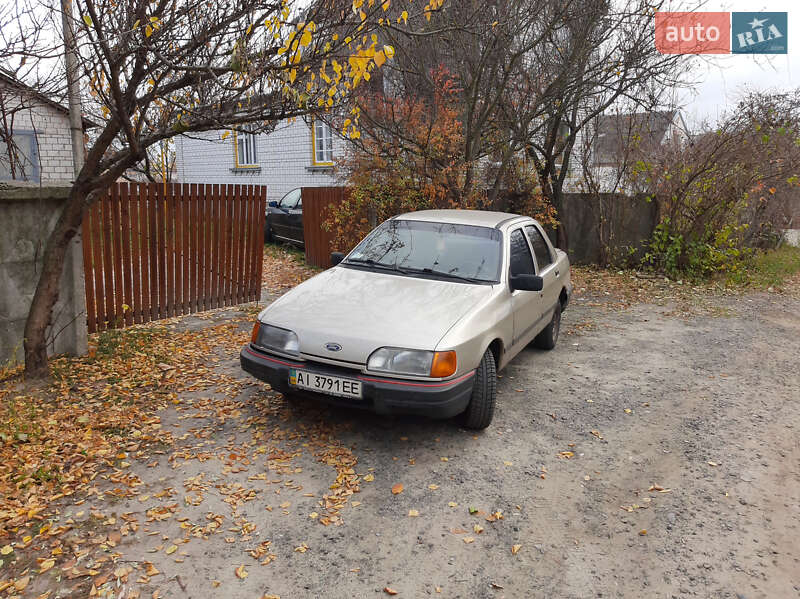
(534, 304, 561, 350)
(460, 348, 497, 430)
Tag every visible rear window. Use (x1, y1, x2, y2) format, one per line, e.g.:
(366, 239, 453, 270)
(348, 219, 503, 282)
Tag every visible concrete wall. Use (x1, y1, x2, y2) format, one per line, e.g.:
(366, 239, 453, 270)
(0, 183, 87, 366)
(0, 81, 77, 184)
(174, 118, 348, 203)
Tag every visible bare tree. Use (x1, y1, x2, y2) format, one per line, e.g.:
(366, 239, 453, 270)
(1, 0, 424, 376)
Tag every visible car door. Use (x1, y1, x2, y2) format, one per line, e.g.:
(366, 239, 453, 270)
(508, 227, 544, 348)
(287, 191, 304, 245)
(525, 224, 560, 316)
(271, 189, 300, 241)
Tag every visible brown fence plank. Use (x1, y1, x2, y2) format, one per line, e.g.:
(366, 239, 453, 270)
(165, 183, 175, 317)
(203, 184, 213, 310)
(241, 186, 253, 303)
(254, 186, 266, 300)
(82, 206, 97, 333)
(148, 183, 159, 322)
(235, 186, 247, 304)
(129, 184, 142, 324)
(139, 183, 152, 324)
(89, 203, 104, 331)
(120, 183, 134, 327)
(156, 184, 167, 318)
(100, 192, 116, 330)
(111, 184, 125, 329)
(231, 184, 241, 304)
(190, 183, 199, 313)
(211, 183, 221, 309)
(181, 183, 190, 315)
(226, 185, 236, 306)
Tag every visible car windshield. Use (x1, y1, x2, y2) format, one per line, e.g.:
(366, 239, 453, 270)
(346, 219, 502, 283)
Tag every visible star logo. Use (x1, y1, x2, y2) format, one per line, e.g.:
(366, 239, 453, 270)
(748, 17, 767, 29)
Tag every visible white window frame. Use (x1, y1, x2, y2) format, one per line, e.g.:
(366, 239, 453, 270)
(233, 126, 258, 168)
(312, 119, 333, 166)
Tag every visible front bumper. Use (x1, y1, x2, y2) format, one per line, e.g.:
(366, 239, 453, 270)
(240, 344, 475, 419)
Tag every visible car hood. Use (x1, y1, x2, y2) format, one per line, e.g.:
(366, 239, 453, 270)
(259, 266, 495, 365)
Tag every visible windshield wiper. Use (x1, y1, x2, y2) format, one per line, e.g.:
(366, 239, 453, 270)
(402, 267, 484, 284)
(344, 258, 408, 273)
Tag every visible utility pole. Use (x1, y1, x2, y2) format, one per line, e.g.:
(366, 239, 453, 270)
(61, 0, 84, 176)
(60, 0, 88, 356)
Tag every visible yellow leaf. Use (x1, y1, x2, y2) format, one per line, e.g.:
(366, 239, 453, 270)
(299, 29, 312, 47)
(391, 483, 403, 495)
(383, 44, 395, 58)
(40, 558, 55, 573)
(235, 564, 248, 579)
(309, 512, 319, 519)
(14, 576, 29, 591)
(82, 15, 93, 27)
(363, 473, 375, 482)
(165, 545, 177, 555)
(624, 408, 632, 414)
(511, 544, 522, 555)
(374, 50, 386, 68)
(473, 524, 484, 534)
(408, 509, 419, 517)
(639, 529, 647, 536)
(503, 461, 513, 466)
(0, 545, 12, 555)
(428, 484, 439, 490)
(221, 131, 230, 140)
(382, 0, 391, 10)
(399, 10, 408, 24)
(448, 502, 457, 508)
(463, 537, 474, 544)
(145, 25, 153, 37)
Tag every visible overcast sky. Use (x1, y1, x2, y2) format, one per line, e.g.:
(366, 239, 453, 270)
(674, 0, 798, 128)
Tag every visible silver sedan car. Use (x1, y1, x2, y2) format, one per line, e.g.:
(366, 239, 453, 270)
(241, 210, 572, 429)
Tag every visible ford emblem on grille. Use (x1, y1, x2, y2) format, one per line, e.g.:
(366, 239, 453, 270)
(325, 343, 342, 352)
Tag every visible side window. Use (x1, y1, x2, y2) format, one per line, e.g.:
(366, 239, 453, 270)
(526, 225, 553, 270)
(313, 120, 333, 165)
(509, 229, 535, 277)
(281, 188, 301, 210)
(234, 125, 258, 167)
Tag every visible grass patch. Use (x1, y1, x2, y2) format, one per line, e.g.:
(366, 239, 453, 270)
(740, 245, 800, 289)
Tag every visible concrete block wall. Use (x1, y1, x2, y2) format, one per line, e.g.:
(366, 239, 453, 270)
(0, 183, 87, 366)
(175, 118, 348, 203)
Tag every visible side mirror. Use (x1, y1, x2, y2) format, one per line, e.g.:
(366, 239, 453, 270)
(510, 273, 543, 292)
(268, 201, 278, 208)
(330, 252, 345, 266)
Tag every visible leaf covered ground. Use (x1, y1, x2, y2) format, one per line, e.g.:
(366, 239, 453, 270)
(1, 244, 798, 597)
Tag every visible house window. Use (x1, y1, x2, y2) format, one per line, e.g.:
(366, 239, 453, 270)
(0, 131, 39, 182)
(234, 126, 258, 167)
(312, 119, 333, 165)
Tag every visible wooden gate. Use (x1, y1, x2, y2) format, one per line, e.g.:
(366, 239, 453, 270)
(82, 182, 266, 333)
(301, 186, 345, 268)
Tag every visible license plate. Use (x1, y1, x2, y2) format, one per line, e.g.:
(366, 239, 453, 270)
(289, 368, 362, 399)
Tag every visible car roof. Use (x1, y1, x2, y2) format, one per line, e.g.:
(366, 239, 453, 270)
(393, 209, 530, 229)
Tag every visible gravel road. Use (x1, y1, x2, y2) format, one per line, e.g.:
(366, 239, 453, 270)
(39, 288, 799, 599)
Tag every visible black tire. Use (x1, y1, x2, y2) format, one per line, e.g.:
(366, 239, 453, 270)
(534, 304, 561, 350)
(264, 219, 273, 243)
(460, 348, 497, 430)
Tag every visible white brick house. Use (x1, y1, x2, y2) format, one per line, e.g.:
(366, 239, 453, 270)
(174, 118, 347, 203)
(0, 71, 92, 184)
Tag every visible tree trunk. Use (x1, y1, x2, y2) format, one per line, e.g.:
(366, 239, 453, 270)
(23, 186, 88, 377)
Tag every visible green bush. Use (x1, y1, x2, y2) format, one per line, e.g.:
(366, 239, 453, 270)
(641, 218, 752, 280)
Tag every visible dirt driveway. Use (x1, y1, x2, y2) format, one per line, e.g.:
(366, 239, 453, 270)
(9, 286, 800, 599)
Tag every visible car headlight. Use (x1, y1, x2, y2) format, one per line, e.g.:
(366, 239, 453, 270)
(251, 322, 300, 356)
(367, 347, 457, 378)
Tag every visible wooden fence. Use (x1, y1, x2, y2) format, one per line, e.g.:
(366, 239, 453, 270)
(302, 186, 346, 268)
(82, 182, 266, 333)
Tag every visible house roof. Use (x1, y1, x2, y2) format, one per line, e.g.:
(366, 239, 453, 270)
(0, 69, 99, 129)
(594, 110, 676, 163)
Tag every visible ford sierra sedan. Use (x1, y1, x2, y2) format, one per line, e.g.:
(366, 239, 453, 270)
(241, 210, 571, 429)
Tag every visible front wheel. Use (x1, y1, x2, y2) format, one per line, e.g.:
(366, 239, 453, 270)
(460, 348, 497, 430)
(534, 304, 561, 350)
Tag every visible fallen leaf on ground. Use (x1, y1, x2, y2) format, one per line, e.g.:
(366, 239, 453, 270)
(40, 558, 55, 573)
(383, 587, 398, 595)
(391, 483, 404, 495)
(511, 544, 522, 555)
(235, 565, 248, 579)
(639, 529, 647, 536)
(363, 474, 375, 482)
(408, 509, 419, 517)
(473, 524, 484, 534)
(463, 537, 474, 544)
